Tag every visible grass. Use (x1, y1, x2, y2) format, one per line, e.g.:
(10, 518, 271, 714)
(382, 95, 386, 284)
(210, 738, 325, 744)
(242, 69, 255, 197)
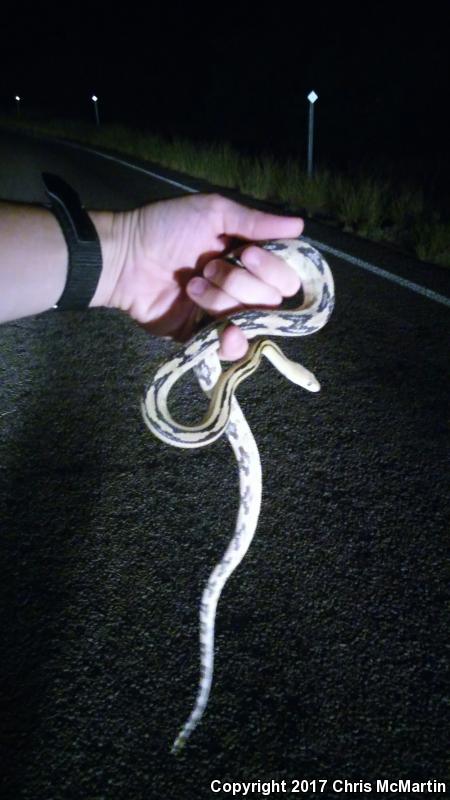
(1, 109, 449, 268)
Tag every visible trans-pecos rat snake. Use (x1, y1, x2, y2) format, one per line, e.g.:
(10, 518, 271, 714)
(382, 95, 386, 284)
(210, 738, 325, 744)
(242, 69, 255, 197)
(141, 237, 334, 753)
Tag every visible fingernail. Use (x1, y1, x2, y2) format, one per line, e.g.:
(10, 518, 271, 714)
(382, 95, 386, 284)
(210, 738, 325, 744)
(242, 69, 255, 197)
(203, 262, 218, 280)
(189, 277, 207, 296)
(244, 247, 260, 267)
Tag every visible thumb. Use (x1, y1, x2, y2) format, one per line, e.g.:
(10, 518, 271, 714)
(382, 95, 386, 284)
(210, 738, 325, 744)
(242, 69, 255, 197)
(216, 196, 304, 242)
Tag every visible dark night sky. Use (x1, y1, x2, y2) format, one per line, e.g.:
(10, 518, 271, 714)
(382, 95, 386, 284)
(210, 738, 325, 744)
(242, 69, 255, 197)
(1, 5, 449, 173)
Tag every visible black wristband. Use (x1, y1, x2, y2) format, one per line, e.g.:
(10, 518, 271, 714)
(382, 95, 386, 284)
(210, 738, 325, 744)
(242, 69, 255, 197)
(42, 172, 103, 310)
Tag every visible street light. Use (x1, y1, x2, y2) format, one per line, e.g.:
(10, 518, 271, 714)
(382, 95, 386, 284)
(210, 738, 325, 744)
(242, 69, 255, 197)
(15, 96, 21, 117)
(92, 95, 100, 126)
(307, 90, 318, 178)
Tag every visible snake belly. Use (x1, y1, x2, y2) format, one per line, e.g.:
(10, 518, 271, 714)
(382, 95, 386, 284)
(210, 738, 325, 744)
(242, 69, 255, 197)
(141, 237, 335, 753)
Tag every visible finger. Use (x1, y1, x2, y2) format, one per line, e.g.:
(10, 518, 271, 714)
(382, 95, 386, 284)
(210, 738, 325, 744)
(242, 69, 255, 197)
(212, 195, 304, 242)
(186, 272, 282, 317)
(218, 324, 249, 361)
(202, 260, 283, 306)
(235, 246, 301, 297)
(185, 275, 258, 316)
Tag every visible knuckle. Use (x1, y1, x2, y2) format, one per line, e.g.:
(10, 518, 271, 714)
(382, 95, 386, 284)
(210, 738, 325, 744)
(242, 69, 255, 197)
(208, 193, 227, 213)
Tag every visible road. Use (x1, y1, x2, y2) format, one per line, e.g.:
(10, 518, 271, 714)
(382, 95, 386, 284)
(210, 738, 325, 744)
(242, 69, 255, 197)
(0, 127, 449, 800)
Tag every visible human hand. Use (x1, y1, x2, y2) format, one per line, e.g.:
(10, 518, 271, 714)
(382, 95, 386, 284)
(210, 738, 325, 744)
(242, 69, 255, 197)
(107, 193, 304, 360)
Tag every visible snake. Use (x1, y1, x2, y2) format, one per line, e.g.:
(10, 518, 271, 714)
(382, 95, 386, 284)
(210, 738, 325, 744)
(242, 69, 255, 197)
(141, 237, 334, 753)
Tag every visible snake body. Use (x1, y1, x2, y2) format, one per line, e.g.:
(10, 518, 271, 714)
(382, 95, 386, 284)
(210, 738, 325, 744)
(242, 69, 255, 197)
(141, 237, 334, 753)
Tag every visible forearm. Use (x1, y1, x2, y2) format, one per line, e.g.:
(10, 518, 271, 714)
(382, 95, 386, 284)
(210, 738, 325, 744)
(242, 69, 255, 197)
(0, 200, 129, 323)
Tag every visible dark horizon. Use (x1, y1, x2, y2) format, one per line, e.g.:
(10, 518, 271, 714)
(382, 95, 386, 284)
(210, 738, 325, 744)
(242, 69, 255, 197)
(1, 6, 449, 201)
(2, 94, 449, 211)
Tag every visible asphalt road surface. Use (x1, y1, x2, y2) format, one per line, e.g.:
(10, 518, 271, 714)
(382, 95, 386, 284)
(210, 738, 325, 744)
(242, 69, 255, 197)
(0, 127, 449, 800)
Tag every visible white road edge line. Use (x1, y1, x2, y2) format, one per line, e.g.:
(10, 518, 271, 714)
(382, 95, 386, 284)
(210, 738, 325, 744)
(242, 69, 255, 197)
(59, 139, 450, 309)
(56, 138, 200, 192)
(302, 237, 450, 309)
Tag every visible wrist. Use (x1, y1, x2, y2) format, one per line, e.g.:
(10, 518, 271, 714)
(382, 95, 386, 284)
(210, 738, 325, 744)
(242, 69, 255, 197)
(87, 209, 134, 309)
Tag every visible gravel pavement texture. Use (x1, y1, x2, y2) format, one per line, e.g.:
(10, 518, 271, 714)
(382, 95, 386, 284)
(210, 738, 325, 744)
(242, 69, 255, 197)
(0, 128, 449, 799)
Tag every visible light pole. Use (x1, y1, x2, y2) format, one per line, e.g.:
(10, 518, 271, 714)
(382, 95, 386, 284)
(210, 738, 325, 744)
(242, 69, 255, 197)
(15, 96, 21, 118)
(92, 95, 100, 126)
(307, 90, 318, 178)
